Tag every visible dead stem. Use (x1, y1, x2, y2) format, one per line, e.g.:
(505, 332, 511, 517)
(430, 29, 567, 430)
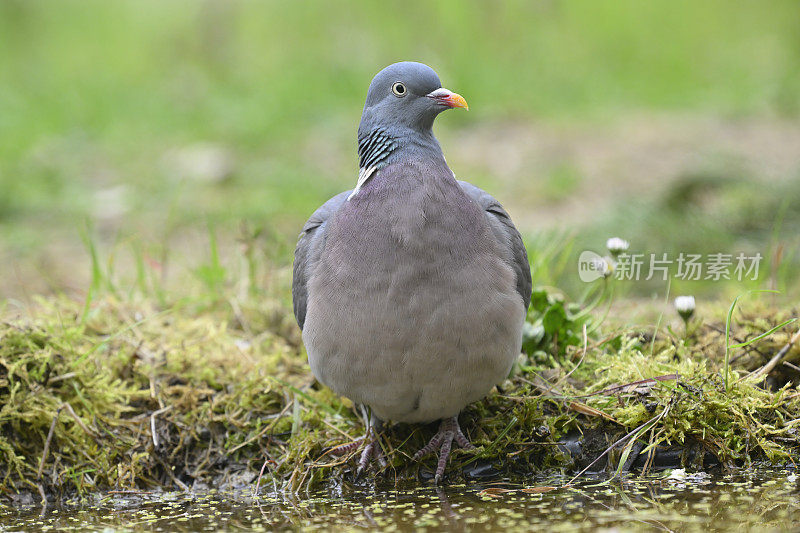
(62, 402, 96, 438)
(150, 415, 159, 448)
(746, 328, 800, 381)
(37, 406, 63, 480)
(253, 457, 276, 496)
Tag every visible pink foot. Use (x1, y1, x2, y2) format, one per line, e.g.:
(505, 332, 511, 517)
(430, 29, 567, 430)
(412, 416, 475, 484)
(330, 434, 387, 477)
(328, 436, 364, 456)
(356, 438, 387, 476)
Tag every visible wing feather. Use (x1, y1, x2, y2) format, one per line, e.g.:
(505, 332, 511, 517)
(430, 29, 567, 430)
(458, 180, 532, 310)
(292, 190, 351, 329)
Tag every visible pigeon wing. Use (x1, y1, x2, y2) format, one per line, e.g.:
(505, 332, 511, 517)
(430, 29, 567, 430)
(292, 190, 351, 329)
(458, 180, 532, 310)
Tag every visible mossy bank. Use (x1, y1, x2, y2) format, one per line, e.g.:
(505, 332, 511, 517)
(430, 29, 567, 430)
(1, 285, 798, 503)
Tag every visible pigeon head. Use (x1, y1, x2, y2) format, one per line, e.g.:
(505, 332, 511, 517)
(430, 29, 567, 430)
(359, 62, 468, 136)
(350, 62, 468, 198)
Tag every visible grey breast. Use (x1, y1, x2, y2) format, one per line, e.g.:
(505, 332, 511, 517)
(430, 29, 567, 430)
(292, 181, 530, 330)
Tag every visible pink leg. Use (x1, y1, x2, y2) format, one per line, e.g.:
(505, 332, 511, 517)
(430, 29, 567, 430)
(328, 436, 365, 456)
(329, 413, 386, 476)
(357, 438, 387, 475)
(412, 416, 475, 484)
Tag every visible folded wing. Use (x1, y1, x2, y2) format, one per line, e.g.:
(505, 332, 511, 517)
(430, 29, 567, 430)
(292, 190, 351, 330)
(458, 180, 532, 310)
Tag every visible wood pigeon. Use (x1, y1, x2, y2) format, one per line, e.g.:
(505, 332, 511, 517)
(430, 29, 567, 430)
(292, 61, 531, 483)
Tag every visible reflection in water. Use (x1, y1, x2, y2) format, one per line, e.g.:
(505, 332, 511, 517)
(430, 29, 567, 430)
(2, 468, 798, 531)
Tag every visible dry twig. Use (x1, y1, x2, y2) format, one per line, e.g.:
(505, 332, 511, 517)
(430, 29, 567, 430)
(37, 406, 64, 480)
(747, 328, 800, 381)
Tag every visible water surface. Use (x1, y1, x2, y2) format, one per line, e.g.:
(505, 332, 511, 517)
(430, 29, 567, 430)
(2, 467, 798, 531)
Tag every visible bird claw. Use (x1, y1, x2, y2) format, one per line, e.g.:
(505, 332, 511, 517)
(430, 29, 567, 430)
(412, 416, 475, 484)
(328, 436, 365, 456)
(356, 439, 387, 478)
(330, 434, 386, 478)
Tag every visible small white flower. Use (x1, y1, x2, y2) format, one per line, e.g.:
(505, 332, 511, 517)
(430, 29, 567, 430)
(606, 237, 629, 256)
(592, 256, 614, 278)
(674, 296, 696, 319)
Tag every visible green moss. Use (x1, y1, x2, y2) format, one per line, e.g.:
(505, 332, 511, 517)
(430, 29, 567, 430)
(1, 280, 798, 498)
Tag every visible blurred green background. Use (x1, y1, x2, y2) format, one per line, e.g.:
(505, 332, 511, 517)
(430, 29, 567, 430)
(1, 0, 799, 301)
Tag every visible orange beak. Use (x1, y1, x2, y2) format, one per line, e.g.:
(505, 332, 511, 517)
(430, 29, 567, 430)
(427, 88, 469, 110)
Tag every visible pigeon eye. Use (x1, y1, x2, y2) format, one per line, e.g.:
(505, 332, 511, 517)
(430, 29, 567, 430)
(391, 82, 407, 97)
